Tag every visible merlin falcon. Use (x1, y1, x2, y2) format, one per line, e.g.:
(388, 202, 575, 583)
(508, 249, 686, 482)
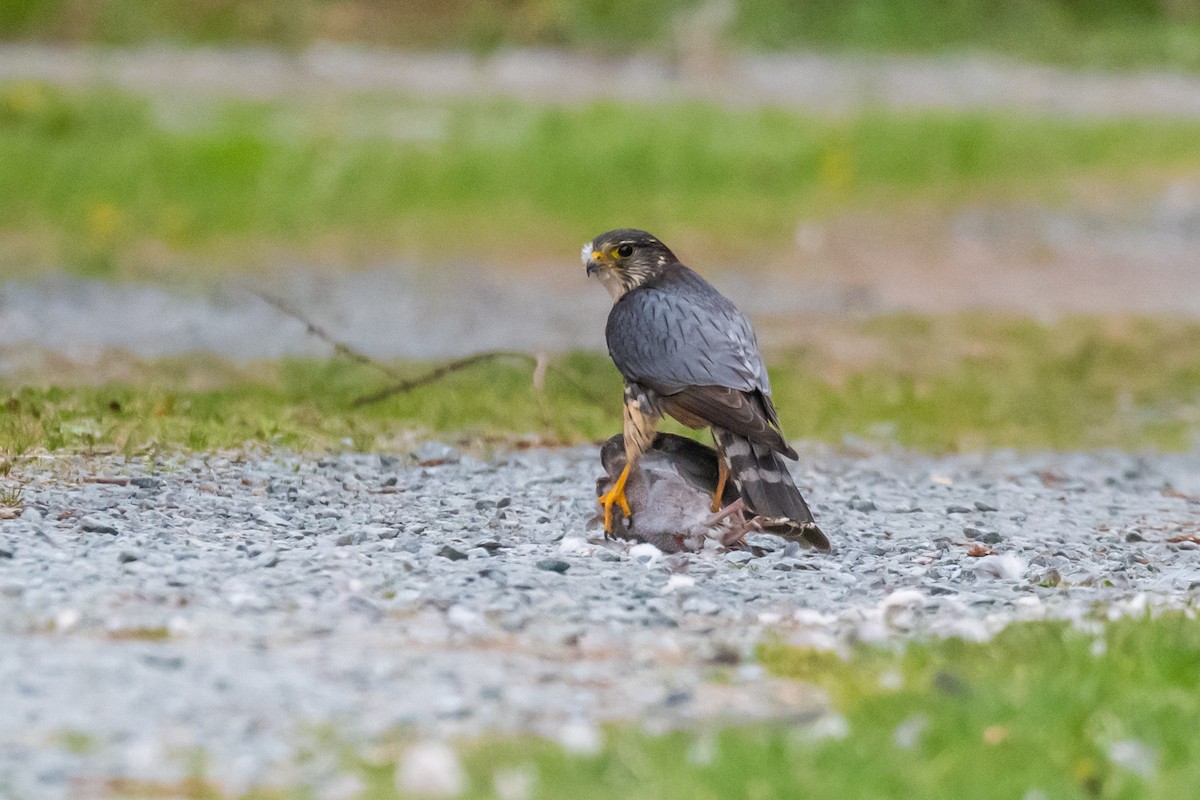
(583, 228, 828, 551)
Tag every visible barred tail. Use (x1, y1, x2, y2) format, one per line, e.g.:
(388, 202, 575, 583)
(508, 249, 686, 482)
(714, 429, 830, 552)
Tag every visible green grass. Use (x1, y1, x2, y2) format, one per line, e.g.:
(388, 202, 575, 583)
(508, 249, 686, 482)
(758, 614, 1200, 799)
(137, 613, 1190, 798)
(733, 0, 1200, 71)
(526, 612, 1200, 800)
(3, 316, 1199, 457)
(6, 83, 1200, 276)
(0, 353, 619, 457)
(95, 613, 1200, 798)
(6, 0, 1200, 72)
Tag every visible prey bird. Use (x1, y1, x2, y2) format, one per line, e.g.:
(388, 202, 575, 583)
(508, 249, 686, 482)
(597, 433, 830, 553)
(583, 229, 828, 551)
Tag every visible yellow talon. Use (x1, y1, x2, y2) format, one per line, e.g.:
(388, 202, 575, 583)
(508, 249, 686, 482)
(712, 456, 729, 513)
(598, 461, 633, 534)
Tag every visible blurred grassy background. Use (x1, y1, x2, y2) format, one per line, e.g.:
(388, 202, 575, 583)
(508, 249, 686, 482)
(3, 0, 1200, 70)
(3, 1, 1200, 456)
(5, 81, 1200, 277)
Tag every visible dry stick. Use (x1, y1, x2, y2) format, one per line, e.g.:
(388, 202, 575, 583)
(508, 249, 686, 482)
(249, 289, 568, 413)
(250, 290, 402, 380)
(352, 350, 541, 408)
(354, 349, 612, 414)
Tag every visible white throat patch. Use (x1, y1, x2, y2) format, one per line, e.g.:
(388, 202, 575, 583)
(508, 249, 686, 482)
(594, 268, 626, 301)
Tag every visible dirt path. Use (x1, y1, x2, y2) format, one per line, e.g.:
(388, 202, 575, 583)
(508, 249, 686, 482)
(6, 43, 1200, 117)
(4, 45, 1200, 369)
(5, 187, 1200, 371)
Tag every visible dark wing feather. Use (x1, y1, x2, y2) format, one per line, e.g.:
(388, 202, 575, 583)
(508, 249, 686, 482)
(605, 267, 769, 395)
(663, 386, 797, 458)
(651, 433, 738, 505)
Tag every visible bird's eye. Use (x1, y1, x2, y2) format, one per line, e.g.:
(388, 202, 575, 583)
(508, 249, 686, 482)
(616, 244, 634, 258)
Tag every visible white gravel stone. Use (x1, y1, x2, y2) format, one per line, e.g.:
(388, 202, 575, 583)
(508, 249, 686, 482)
(395, 742, 466, 798)
(556, 720, 603, 755)
(1108, 739, 1157, 779)
(492, 765, 537, 800)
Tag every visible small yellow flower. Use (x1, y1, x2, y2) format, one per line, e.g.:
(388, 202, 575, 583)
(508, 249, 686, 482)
(87, 202, 122, 244)
(982, 724, 1009, 745)
(819, 140, 855, 192)
(2, 81, 49, 117)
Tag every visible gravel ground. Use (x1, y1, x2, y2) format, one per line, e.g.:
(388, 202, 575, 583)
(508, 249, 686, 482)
(2, 442, 1200, 797)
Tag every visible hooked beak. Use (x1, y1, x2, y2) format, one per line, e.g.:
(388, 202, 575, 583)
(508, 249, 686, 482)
(582, 242, 605, 276)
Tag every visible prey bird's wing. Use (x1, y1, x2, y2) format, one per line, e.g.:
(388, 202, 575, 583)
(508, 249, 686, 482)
(651, 433, 741, 507)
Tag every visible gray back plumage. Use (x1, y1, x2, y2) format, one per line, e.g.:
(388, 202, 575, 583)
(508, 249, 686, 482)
(605, 266, 770, 396)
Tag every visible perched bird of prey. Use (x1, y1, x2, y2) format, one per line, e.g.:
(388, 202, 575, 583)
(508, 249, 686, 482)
(583, 228, 828, 551)
(597, 433, 830, 553)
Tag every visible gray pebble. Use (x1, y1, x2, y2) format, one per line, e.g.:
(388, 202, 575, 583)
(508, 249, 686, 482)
(80, 516, 119, 535)
(849, 497, 877, 512)
(1036, 569, 1063, 587)
(257, 511, 289, 527)
(437, 545, 468, 561)
(535, 559, 570, 573)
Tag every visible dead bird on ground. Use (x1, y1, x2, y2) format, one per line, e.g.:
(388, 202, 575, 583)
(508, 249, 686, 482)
(595, 433, 830, 553)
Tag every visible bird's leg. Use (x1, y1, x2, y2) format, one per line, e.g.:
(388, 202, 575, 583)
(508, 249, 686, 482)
(720, 505, 763, 549)
(711, 456, 729, 513)
(702, 497, 746, 527)
(600, 386, 658, 535)
(702, 499, 758, 549)
(597, 462, 633, 535)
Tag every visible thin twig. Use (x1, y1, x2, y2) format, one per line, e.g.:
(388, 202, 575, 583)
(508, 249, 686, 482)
(251, 290, 402, 379)
(352, 350, 539, 407)
(252, 288, 609, 412)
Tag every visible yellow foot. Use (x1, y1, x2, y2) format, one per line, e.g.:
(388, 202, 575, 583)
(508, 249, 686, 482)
(711, 456, 729, 513)
(598, 462, 633, 535)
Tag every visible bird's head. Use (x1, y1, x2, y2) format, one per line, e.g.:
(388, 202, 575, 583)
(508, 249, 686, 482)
(582, 229, 677, 300)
